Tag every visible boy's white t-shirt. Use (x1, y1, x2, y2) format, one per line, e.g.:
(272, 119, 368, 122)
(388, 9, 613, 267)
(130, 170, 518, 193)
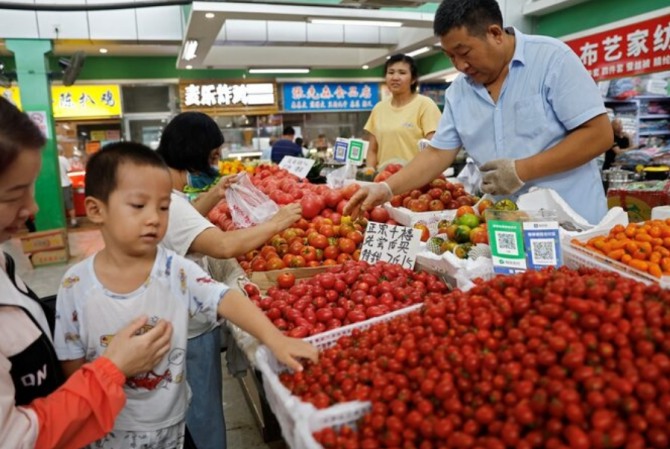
(53, 246, 228, 432)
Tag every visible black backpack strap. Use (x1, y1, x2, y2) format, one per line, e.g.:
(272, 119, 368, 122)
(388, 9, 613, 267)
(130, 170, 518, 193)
(3, 252, 57, 335)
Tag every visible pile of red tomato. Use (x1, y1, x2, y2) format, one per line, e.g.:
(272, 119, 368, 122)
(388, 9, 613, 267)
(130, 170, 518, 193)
(208, 165, 365, 232)
(389, 177, 479, 213)
(237, 215, 368, 271)
(246, 260, 448, 338)
(278, 267, 670, 449)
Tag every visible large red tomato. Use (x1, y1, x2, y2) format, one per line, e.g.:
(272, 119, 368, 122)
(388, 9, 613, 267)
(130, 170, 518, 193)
(276, 272, 296, 289)
(324, 189, 344, 209)
(369, 206, 390, 223)
(301, 195, 324, 219)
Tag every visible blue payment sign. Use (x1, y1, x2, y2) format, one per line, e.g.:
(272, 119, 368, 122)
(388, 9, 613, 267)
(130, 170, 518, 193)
(282, 83, 379, 112)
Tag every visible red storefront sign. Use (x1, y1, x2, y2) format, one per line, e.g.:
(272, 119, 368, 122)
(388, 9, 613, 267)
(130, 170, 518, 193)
(565, 14, 670, 81)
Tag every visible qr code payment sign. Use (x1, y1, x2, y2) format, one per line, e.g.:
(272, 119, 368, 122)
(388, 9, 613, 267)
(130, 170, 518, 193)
(495, 231, 519, 256)
(530, 238, 557, 265)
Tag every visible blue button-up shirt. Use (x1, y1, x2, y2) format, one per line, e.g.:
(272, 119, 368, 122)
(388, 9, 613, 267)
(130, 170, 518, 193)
(432, 28, 608, 224)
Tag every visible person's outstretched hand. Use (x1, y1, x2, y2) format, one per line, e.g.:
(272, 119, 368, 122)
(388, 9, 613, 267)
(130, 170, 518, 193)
(343, 182, 393, 220)
(270, 203, 302, 230)
(211, 174, 239, 199)
(103, 316, 173, 377)
(266, 336, 318, 372)
(480, 159, 524, 195)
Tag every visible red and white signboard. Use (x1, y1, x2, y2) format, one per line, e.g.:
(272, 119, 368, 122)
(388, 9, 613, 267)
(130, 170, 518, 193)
(565, 14, 670, 81)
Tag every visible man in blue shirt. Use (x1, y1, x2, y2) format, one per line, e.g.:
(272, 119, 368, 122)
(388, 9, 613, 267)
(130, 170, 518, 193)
(345, 0, 613, 225)
(271, 126, 304, 164)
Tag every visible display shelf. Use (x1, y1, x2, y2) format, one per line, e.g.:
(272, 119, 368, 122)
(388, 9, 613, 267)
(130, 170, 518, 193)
(640, 114, 670, 119)
(639, 130, 670, 136)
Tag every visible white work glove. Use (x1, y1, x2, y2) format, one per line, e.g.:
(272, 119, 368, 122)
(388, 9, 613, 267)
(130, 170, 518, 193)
(479, 159, 524, 195)
(343, 182, 393, 219)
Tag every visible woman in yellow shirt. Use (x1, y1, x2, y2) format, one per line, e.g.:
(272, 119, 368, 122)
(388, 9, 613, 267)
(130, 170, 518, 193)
(364, 54, 442, 169)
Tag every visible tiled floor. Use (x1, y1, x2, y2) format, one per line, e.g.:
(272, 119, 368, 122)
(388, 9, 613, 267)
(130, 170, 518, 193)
(2, 228, 279, 449)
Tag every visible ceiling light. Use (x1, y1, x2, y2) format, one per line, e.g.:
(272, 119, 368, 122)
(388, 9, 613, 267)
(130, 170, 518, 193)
(181, 39, 198, 61)
(308, 18, 402, 27)
(248, 68, 310, 74)
(406, 46, 431, 58)
(362, 65, 369, 70)
(185, 65, 193, 70)
(99, 48, 108, 54)
(205, 12, 215, 19)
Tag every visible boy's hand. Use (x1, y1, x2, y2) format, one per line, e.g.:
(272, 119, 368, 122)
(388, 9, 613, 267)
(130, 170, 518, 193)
(266, 336, 318, 372)
(103, 316, 173, 377)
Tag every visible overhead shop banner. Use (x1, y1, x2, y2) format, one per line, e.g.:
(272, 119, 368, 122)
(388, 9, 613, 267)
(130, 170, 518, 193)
(52, 85, 121, 119)
(180, 80, 278, 115)
(566, 14, 670, 81)
(282, 82, 379, 112)
(2, 85, 121, 118)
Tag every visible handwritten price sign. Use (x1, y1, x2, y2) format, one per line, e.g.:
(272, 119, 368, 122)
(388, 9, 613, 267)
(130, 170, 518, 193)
(360, 222, 421, 270)
(279, 156, 316, 179)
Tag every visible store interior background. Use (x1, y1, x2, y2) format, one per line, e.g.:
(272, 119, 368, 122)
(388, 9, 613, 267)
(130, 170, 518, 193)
(0, 0, 668, 224)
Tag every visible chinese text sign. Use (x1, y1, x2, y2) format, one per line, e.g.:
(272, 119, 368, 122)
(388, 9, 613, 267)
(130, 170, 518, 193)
(360, 222, 421, 270)
(278, 156, 315, 179)
(283, 83, 379, 112)
(565, 14, 670, 81)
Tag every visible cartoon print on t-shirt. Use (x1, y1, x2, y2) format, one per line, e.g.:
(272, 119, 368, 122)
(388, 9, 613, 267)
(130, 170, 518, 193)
(126, 348, 185, 390)
(61, 275, 80, 289)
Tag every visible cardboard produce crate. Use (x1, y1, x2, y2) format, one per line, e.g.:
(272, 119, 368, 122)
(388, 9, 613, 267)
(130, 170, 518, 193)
(607, 181, 670, 223)
(19, 228, 70, 267)
(20, 228, 67, 253)
(30, 248, 70, 267)
(250, 266, 336, 292)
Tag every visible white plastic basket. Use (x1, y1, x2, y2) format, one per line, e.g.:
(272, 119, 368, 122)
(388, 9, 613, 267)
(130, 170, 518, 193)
(254, 304, 423, 447)
(563, 243, 670, 288)
(293, 402, 372, 449)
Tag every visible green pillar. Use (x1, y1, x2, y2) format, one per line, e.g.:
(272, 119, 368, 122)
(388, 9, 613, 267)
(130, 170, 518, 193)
(6, 39, 65, 231)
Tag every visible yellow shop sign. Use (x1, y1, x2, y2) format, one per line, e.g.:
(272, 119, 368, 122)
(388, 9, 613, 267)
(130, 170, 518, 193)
(1, 85, 121, 118)
(0, 86, 23, 109)
(52, 85, 121, 118)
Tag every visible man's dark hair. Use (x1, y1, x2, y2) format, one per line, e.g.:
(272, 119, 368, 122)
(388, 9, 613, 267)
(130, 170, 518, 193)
(385, 54, 419, 93)
(283, 126, 296, 136)
(433, 0, 503, 37)
(85, 141, 168, 202)
(157, 112, 224, 175)
(0, 97, 46, 177)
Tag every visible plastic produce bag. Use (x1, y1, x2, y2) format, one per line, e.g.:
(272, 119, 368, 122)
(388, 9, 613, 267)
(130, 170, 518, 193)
(326, 164, 357, 189)
(225, 172, 279, 228)
(456, 157, 482, 194)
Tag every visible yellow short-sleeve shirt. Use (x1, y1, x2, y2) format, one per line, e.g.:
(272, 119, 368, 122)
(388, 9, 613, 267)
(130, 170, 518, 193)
(364, 94, 442, 167)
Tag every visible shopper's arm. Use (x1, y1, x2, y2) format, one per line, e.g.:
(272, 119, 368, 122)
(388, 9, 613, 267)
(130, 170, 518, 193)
(29, 357, 127, 449)
(365, 134, 379, 169)
(345, 145, 458, 218)
(189, 203, 302, 259)
(1, 355, 125, 449)
(515, 114, 613, 182)
(216, 290, 318, 371)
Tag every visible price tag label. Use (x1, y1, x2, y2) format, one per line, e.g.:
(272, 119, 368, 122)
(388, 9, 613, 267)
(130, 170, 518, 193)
(279, 156, 316, 178)
(360, 222, 421, 270)
(333, 138, 349, 163)
(347, 139, 367, 166)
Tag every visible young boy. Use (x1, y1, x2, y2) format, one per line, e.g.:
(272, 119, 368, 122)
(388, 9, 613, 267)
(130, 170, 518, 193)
(53, 142, 317, 448)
